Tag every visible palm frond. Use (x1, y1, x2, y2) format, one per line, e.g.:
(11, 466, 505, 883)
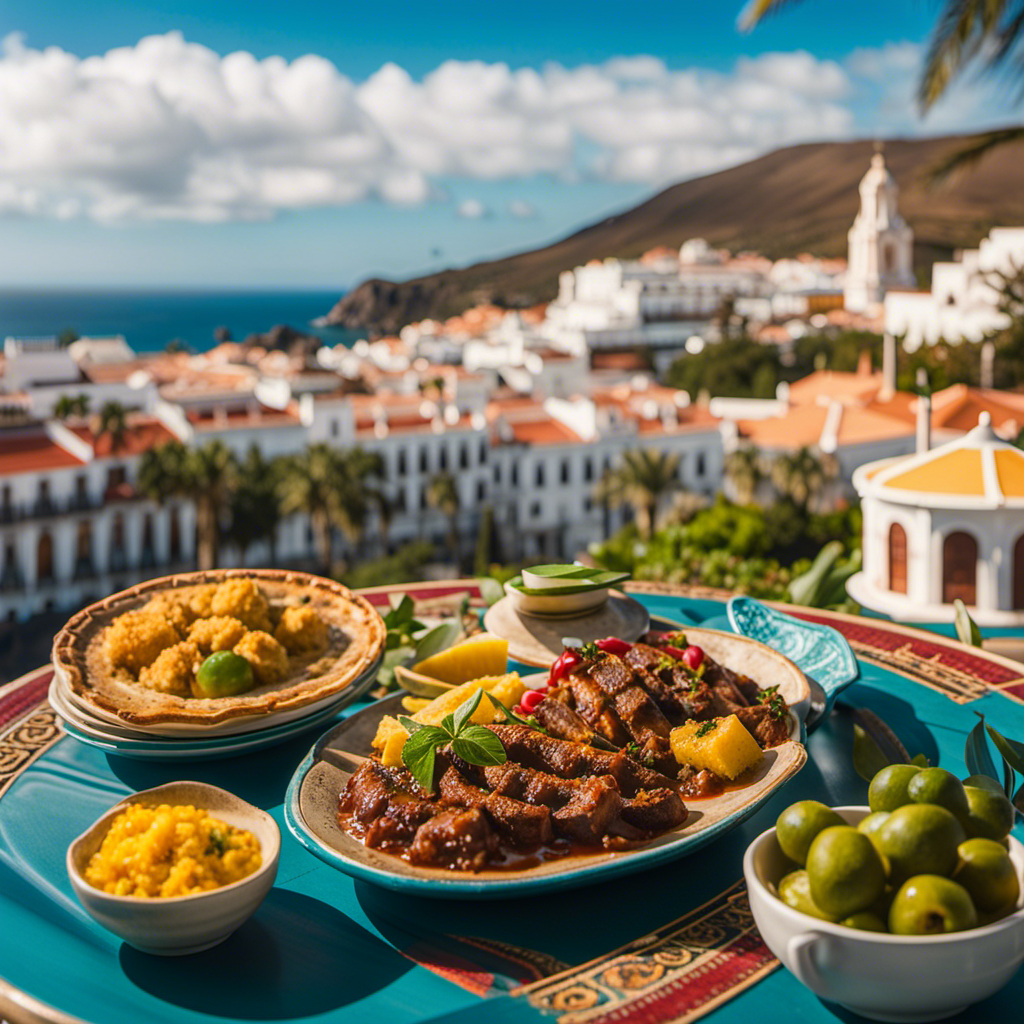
(737, 0, 807, 31)
(926, 125, 1024, 184)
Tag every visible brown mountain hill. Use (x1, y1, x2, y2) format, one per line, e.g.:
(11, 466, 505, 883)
(324, 133, 1024, 333)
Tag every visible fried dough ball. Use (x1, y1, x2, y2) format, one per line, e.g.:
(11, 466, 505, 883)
(188, 616, 249, 655)
(210, 579, 272, 632)
(105, 611, 181, 675)
(185, 584, 218, 620)
(138, 641, 201, 696)
(233, 630, 289, 685)
(274, 606, 328, 656)
(144, 593, 193, 635)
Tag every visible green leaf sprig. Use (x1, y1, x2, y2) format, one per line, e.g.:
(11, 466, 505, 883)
(965, 712, 1024, 812)
(398, 689, 507, 792)
(756, 684, 788, 720)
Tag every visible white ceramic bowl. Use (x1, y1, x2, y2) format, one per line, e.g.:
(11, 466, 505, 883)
(504, 580, 609, 617)
(744, 805, 1024, 1022)
(67, 781, 280, 956)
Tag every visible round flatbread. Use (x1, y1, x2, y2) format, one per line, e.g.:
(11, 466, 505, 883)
(52, 569, 386, 726)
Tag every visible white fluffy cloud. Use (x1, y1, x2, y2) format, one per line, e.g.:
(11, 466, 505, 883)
(456, 198, 490, 219)
(0, 31, 1005, 222)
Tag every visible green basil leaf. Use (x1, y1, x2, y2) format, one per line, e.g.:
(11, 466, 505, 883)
(440, 712, 456, 738)
(450, 726, 507, 767)
(384, 594, 414, 627)
(986, 724, 1024, 776)
(397, 715, 430, 736)
(401, 730, 442, 792)
(965, 714, 1000, 781)
(452, 688, 485, 734)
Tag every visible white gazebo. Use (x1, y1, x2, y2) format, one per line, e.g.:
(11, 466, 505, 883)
(848, 413, 1024, 625)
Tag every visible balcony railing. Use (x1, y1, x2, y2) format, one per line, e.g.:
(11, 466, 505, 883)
(0, 496, 103, 523)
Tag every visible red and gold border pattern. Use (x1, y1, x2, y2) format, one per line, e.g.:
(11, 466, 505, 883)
(513, 880, 776, 1024)
(0, 669, 62, 800)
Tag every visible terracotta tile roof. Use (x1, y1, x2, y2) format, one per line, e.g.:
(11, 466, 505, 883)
(930, 385, 1024, 435)
(507, 418, 582, 445)
(68, 416, 177, 457)
(0, 432, 85, 476)
(786, 370, 885, 406)
(187, 405, 301, 430)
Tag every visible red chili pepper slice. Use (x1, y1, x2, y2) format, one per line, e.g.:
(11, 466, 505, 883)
(660, 644, 688, 661)
(520, 688, 545, 713)
(594, 637, 632, 656)
(548, 648, 582, 686)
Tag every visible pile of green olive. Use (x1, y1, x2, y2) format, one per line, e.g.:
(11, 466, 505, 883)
(774, 765, 1019, 935)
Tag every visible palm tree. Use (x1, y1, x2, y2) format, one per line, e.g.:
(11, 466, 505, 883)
(769, 447, 838, 513)
(138, 440, 238, 570)
(96, 401, 128, 453)
(725, 445, 765, 505)
(53, 396, 75, 420)
(227, 446, 282, 564)
(741, 1, 1024, 178)
(426, 471, 461, 566)
(333, 448, 386, 562)
(595, 449, 682, 540)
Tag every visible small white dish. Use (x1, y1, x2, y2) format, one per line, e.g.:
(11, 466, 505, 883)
(503, 580, 610, 617)
(744, 805, 1024, 1022)
(67, 781, 280, 955)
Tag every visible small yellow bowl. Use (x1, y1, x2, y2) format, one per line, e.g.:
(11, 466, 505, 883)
(67, 781, 280, 956)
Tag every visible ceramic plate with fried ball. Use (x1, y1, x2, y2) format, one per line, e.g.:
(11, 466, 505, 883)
(52, 569, 386, 731)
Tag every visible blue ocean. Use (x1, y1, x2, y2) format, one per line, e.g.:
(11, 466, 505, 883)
(0, 289, 364, 353)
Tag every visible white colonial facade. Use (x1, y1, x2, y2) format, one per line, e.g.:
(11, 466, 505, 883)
(848, 415, 1024, 626)
(884, 227, 1024, 349)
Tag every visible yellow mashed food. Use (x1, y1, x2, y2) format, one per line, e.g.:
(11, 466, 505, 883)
(103, 579, 330, 697)
(84, 803, 261, 898)
(274, 605, 329, 656)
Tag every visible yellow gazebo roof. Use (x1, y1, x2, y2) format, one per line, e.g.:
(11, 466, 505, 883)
(853, 414, 1024, 508)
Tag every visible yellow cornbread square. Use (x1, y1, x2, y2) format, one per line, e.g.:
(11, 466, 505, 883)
(670, 714, 763, 780)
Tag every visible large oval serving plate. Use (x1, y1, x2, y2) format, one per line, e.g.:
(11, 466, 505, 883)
(285, 630, 809, 899)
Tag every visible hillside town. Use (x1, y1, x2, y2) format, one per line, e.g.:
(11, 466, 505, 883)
(3, 151, 1024, 632)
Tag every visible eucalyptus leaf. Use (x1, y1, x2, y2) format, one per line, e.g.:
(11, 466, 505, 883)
(476, 577, 505, 607)
(452, 687, 485, 733)
(451, 727, 507, 766)
(954, 599, 983, 648)
(401, 729, 442, 791)
(965, 715, 1000, 781)
(413, 621, 462, 664)
(986, 724, 1024, 775)
(853, 724, 892, 782)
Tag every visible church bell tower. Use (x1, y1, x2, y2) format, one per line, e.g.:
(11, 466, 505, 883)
(844, 145, 915, 312)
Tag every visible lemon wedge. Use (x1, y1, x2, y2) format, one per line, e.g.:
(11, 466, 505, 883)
(412, 632, 509, 684)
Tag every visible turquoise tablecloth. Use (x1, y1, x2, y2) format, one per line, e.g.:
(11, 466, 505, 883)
(2, 587, 1023, 1024)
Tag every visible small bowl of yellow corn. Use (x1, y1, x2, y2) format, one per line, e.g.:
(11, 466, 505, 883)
(67, 780, 280, 955)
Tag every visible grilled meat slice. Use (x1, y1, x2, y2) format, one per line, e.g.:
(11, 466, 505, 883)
(482, 761, 577, 807)
(637, 735, 681, 778)
(668, 667, 716, 719)
(564, 674, 630, 745)
(622, 642, 667, 673)
(345, 759, 425, 823)
(486, 724, 680, 797)
(677, 766, 725, 799)
(438, 767, 553, 846)
(532, 697, 596, 744)
(619, 788, 688, 833)
(365, 801, 437, 848)
(704, 662, 752, 708)
(610, 684, 673, 742)
(551, 776, 622, 844)
(408, 807, 497, 870)
(734, 704, 790, 749)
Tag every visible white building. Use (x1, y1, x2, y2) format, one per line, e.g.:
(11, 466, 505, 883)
(848, 414, 1024, 626)
(884, 227, 1024, 349)
(844, 150, 915, 313)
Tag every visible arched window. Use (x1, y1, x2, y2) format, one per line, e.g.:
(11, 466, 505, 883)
(37, 531, 54, 582)
(943, 531, 978, 605)
(888, 523, 908, 594)
(1014, 535, 1024, 610)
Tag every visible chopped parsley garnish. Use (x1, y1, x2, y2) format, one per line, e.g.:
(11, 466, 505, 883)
(757, 685, 788, 720)
(575, 641, 601, 660)
(664, 632, 688, 646)
(205, 827, 228, 857)
(656, 654, 677, 673)
(695, 720, 719, 738)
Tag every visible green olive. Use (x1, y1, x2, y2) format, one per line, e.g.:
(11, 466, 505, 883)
(193, 651, 255, 698)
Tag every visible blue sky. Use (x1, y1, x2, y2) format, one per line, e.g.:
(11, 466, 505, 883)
(0, 1, 1013, 291)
